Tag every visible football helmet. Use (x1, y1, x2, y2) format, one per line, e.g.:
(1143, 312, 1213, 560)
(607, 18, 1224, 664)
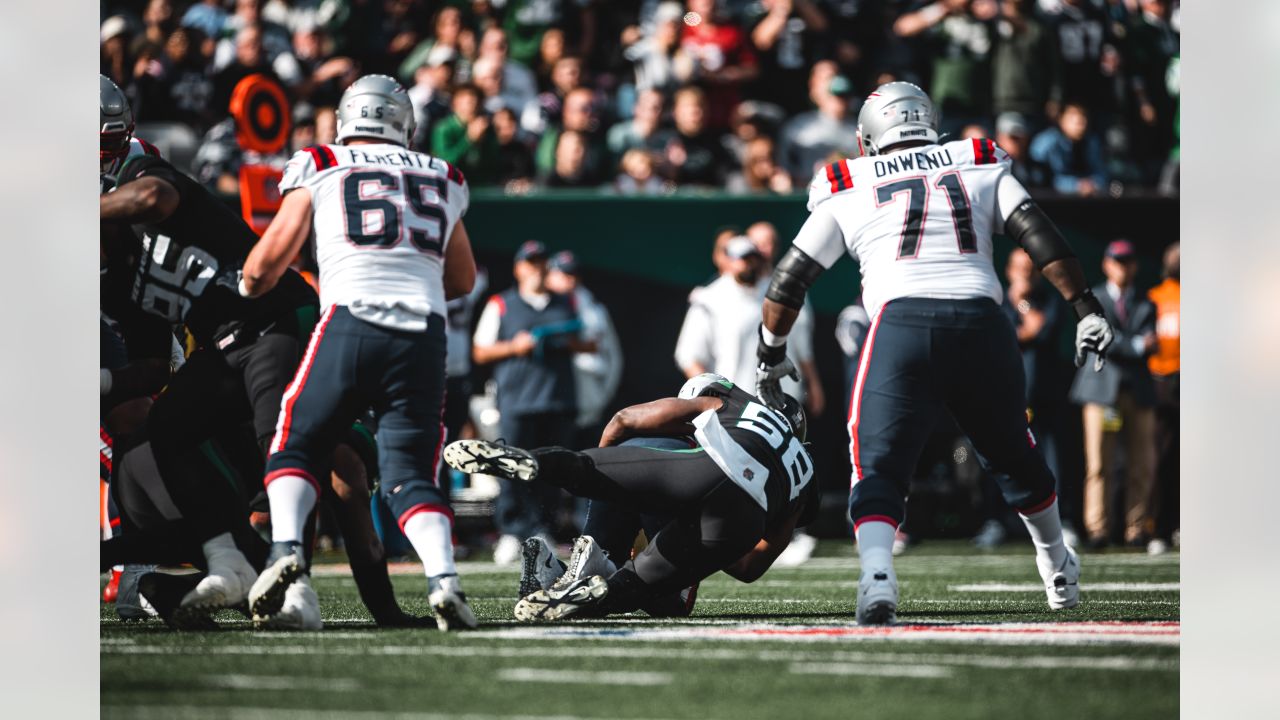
(336, 74, 416, 147)
(678, 372, 733, 400)
(779, 393, 808, 443)
(856, 81, 938, 157)
(100, 74, 134, 177)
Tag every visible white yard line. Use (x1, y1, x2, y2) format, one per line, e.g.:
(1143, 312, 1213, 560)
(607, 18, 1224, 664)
(101, 638, 1177, 670)
(198, 675, 361, 692)
(496, 668, 672, 686)
(790, 662, 953, 679)
(949, 582, 1180, 592)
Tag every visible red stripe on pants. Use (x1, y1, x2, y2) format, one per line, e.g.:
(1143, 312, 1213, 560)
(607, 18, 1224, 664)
(270, 305, 337, 455)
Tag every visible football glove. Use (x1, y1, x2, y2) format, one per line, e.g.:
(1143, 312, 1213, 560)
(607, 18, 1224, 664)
(755, 324, 797, 411)
(1071, 291, 1114, 371)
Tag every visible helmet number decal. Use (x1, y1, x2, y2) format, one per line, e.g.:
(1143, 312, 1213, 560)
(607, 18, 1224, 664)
(341, 170, 448, 254)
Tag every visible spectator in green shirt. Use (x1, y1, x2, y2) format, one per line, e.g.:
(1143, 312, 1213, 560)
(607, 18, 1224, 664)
(431, 84, 501, 185)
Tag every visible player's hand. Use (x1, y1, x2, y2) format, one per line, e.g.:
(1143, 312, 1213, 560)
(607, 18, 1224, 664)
(756, 325, 797, 410)
(1074, 313, 1114, 372)
(510, 331, 537, 357)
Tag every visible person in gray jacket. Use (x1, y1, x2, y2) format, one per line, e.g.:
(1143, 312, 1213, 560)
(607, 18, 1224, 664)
(1069, 240, 1158, 549)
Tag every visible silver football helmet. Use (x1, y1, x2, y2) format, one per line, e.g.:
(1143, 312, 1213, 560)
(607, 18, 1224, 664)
(335, 74, 416, 147)
(856, 81, 939, 156)
(100, 74, 134, 176)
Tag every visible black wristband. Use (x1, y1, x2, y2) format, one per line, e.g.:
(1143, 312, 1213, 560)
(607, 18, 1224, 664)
(757, 324, 787, 365)
(1070, 289, 1105, 321)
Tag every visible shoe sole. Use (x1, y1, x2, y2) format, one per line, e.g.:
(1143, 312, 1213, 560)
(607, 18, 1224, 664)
(857, 600, 897, 626)
(514, 574, 608, 622)
(519, 537, 554, 599)
(249, 556, 305, 621)
(430, 591, 478, 631)
(443, 440, 538, 482)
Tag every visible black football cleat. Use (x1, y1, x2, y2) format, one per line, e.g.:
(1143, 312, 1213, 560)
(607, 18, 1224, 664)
(139, 572, 219, 631)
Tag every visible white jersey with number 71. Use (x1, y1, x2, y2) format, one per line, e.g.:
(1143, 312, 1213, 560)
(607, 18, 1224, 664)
(795, 138, 1033, 319)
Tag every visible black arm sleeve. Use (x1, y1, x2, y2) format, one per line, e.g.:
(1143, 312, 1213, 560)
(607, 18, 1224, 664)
(1003, 200, 1075, 268)
(765, 246, 824, 311)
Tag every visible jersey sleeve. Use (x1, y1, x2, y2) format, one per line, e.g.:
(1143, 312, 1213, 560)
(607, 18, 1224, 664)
(965, 138, 1012, 168)
(279, 148, 322, 194)
(791, 203, 848, 269)
(806, 159, 855, 212)
(993, 171, 1033, 234)
(432, 157, 470, 218)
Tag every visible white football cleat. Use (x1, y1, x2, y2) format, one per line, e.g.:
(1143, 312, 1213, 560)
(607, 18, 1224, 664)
(856, 566, 898, 625)
(1040, 546, 1080, 610)
(256, 575, 322, 631)
(519, 536, 567, 598)
(553, 535, 616, 592)
(773, 531, 817, 568)
(177, 545, 257, 623)
(429, 574, 478, 631)
(248, 542, 307, 622)
(515, 574, 609, 622)
(443, 439, 538, 482)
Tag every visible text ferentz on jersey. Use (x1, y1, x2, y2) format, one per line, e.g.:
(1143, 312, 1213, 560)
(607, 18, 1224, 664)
(345, 149, 428, 168)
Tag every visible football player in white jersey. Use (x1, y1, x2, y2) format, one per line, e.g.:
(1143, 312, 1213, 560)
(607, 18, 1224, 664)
(238, 75, 479, 630)
(754, 82, 1114, 625)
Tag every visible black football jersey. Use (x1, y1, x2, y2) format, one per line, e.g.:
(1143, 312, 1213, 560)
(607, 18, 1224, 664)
(691, 379, 817, 524)
(101, 155, 316, 352)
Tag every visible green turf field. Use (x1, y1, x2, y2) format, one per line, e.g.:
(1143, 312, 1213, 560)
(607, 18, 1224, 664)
(100, 540, 1179, 720)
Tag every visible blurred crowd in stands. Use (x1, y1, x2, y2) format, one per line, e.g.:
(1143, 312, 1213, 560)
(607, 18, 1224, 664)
(101, 0, 1179, 197)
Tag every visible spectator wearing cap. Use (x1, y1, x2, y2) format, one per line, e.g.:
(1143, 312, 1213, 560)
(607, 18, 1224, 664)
(472, 241, 596, 562)
(778, 73, 859, 181)
(1030, 102, 1108, 196)
(545, 251, 624, 437)
(675, 235, 815, 406)
(1069, 240, 1158, 549)
(994, 112, 1037, 186)
(409, 45, 458, 151)
(101, 16, 133, 87)
(1146, 242, 1179, 552)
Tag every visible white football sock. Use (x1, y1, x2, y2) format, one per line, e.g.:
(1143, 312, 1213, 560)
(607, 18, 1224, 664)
(202, 532, 240, 563)
(266, 475, 317, 544)
(1020, 498, 1069, 569)
(403, 510, 458, 579)
(855, 520, 896, 573)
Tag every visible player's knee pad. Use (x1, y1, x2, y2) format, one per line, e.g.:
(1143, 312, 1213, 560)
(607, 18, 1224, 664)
(848, 477, 906, 528)
(379, 476, 449, 522)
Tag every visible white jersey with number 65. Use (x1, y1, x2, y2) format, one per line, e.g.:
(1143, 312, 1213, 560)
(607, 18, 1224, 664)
(794, 138, 1033, 319)
(279, 142, 469, 331)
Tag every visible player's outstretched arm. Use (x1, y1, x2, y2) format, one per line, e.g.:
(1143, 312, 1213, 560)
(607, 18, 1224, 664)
(598, 396, 722, 447)
(99, 176, 179, 225)
(998, 178, 1114, 370)
(242, 188, 314, 298)
(757, 205, 843, 409)
(442, 220, 477, 300)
